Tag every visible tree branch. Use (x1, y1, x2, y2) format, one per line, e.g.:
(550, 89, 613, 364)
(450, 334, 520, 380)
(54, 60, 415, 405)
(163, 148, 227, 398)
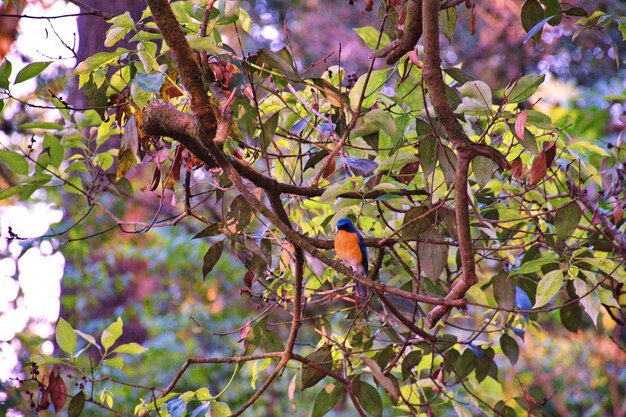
(141, 101, 431, 199)
(421, 0, 508, 327)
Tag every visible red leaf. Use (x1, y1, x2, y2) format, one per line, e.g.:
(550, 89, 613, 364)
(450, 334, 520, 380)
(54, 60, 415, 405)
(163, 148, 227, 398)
(395, 161, 420, 184)
(48, 366, 67, 412)
(243, 270, 255, 288)
(613, 203, 624, 224)
(514, 110, 528, 141)
(470, 4, 477, 34)
(408, 50, 420, 67)
(510, 156, 524, 181)
(544, 141, 556, 167)
(238, 321, 251, 342)
(322, 156, 336, 179)
(529, 150, 547, 185)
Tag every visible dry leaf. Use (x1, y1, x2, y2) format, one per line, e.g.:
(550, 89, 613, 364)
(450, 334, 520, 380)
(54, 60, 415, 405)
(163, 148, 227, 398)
(510, 155, 524, 181)
(514, 109, 528, 141)
(529, 150, 547, 185)
(544, 141, 556, 167)
(362, 356, 399, 404)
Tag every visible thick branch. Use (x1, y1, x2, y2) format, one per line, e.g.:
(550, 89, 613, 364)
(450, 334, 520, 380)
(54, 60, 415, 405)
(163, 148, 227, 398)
(421, 0, 506, 327)
(141, 101, 430, 199)
(148, 0, 214, 125)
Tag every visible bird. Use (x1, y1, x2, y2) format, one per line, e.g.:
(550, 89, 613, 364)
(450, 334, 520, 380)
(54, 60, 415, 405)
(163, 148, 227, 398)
(334, 217, 369, 304)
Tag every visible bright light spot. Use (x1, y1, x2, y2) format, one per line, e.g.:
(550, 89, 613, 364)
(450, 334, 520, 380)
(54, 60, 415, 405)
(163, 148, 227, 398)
(0, 306, 29, 342)
(8, 2, 79, 97)
(19, 248, 64, 321)
(0, 258, 16, 277)
(0, 275, 19, 312)
(0, 203, 63, 239)
(30, 321, 55, 339)
(261, 25, 280, 41)
(0, 342, 19, 381)
(40, 340, 55, 356)
(39, 241, 53, 256)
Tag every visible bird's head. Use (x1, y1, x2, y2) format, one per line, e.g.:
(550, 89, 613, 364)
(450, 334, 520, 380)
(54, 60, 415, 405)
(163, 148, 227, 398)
(336, 217, 358, 232)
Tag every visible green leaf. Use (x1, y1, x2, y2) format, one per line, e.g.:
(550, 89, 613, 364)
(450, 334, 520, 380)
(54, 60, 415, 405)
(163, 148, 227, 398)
(43, 134, 64, 168)
(319, 181, 355, 203)
(500, 333, 519, 365)
(0, 149, 28, 175)
(455, 348, 477, 379)
(555, 202, 582, 243)
(523, 14, 559, 44)
(521, 0, 545, 42)
(226, 195, 254, 232)
(534, 269, 563, 307)
(301, 345, 333, 390)
(63, 176, 84, 195)
(354, 26, 390, 50)
(136, 72, 164, 93)
(509, 256, 557, 276)
(192, 224, 222, 239)
(439, 145, 457, 186)
(493, 270, 516, 310)
(304, 149, 330, 172)
(56, 317, 77, 356)
(36, 151, 50, 173)
(560, 301, 582, 333)
(202, 241, 224, 279)
(472, 156, 495, 188)
(353, 379, 382, 417)
(261, 112, 279, 155)
(505, 74, 545, 103)
(351, 109, 397, 139)
(0, 58, 12, 89)
(104, 356, 124, 369)
(75, 330, 98, 347)
(0, 185, 22, 200)
(14, 61, 51, 84)
(349, 69, 388, 111)
(401, 206, 431, 240)
(210, 401, 231, 417)
(311, 383, 344, 417)
(444, 67, 475, 84)
(116, 149, 136, 182)
(112, 342, 147, 355)
(456, 80, 492, 111)
(439, 7, 457, 42)
(68, 391, 86, 417)
(249, 47, 300, 80)
(101, 317, 123, 351)
(308, 78, 345, 108)
(105, 26, 130, 47)
(419, 135, 437, 177)
(138, 40, 158, 72)
(72, 48, 128, 76)
(540, 0, 562, 25)
(418, 229, 448, 282)
(108, 11, 134, 29)
(401, 350, 422, 380)
(573, 278, 600, 326)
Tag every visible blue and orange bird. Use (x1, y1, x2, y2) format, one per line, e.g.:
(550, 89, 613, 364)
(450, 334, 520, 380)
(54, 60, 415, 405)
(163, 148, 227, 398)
(334, 218, 369, 304)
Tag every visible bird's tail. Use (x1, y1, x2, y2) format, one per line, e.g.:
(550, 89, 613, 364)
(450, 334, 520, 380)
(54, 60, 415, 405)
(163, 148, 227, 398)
(355, 281, 368, 304)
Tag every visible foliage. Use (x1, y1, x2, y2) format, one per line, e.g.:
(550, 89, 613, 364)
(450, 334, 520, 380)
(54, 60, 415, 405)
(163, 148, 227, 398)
(1, 1, 626, 416)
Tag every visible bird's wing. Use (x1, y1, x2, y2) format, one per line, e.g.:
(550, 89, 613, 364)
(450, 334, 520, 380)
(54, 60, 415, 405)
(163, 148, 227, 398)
(357, 231, 368, 274)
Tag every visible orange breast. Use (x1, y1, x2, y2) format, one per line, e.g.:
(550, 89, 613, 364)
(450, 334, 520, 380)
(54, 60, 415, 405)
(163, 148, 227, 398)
(334, 230, 363, 269)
